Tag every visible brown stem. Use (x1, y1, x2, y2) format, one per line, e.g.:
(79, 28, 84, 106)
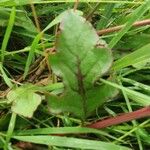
(74, 0, 79, 11)
(87, 106, 150, 129)
(97, 19, 150, 35)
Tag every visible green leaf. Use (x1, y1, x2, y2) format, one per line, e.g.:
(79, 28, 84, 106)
(7, 84, 42, 118)
(23, 33, 42, 78)
(0, 63, 13, 88)
(47, 10, 117, 119)
(14, 126, 125, 142)
(113, 43, 150, 70)
(43, 9, 83, 32)
(108, 0, 150, 48)
(100, 78, 150, 106)
(13, 135, 131, 150)
(0, 0, 144, 6)
(0, 7, 38, 39)
(14, 127, 118, 140)
(0, 0, 41, 6)
(96, 3, 115, 30)
(0, 6, 16, 63)
(23, 9, 82, 78)
(4, 112, 16, 149)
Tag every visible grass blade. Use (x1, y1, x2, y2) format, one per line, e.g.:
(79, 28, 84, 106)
(0, 63, 13, 88)
(108, 1, 150, 48)
(113, 43, 150, 70)
(13, 135, 130, 150)
(0, 1, 143, 7)
(23, 33, 42, 78)
(121, 78, 150, 93)
(13, 127, 116, 140)
(100, 78, 150, 106)
(0, 6, 16, 63)
(97, 3, 115, 30)
(4, 112, 16, 150)
(118, 79, 143, 150)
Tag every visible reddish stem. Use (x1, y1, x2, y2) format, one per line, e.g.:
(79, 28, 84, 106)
(87, 106, 150, 129)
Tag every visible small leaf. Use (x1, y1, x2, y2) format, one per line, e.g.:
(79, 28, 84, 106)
(47, 10, 117, 119)
(7, 84, 42, 118)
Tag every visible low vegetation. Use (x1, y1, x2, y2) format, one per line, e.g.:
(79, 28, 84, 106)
(0, 1, 150, 150)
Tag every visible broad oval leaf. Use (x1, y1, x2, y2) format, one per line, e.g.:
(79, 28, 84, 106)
(47, 10, 117, 119)
(7, 84, 42, 118)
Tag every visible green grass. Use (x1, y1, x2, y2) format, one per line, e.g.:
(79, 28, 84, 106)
(0, 1, 150, 150)
(0, 6, 16, 63)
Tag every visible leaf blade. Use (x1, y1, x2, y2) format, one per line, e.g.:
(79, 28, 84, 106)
(108, 1, 150, 48)
(7, 84, 42, 118)
(113, 43, 150, 70)
(48, 10, 116, 119)
(13, 135, 130, 150)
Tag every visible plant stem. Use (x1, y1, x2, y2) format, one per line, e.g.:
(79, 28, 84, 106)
(97, 19, 150, 35)
(73, 0, 79, 11)
(87, 106, 150, 129)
